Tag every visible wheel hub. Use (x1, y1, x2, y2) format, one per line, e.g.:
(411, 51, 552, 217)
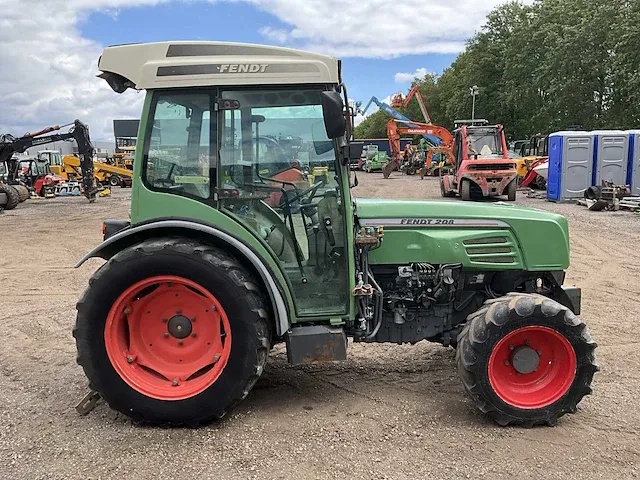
(510, 345, 539, 374)
(167, 314, 192, 339)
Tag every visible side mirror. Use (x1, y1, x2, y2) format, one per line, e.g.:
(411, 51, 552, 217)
(321, 91, 346, 139)
(342, 142, 364, 166)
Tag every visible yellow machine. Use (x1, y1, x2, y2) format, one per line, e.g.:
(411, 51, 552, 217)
(51, 155, 133, 187)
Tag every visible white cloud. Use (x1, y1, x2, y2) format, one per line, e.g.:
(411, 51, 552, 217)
(395, 67, 431, 83)
(0, 0, 530, 139)
(257, 26, 290, 44)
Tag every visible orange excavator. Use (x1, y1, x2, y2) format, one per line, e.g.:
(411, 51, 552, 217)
(383, 118, 454, 179)
(383, 86, 454, 178)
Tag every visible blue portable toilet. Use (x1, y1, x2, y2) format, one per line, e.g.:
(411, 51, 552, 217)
(628, 130, 640, 196)
(592, 130, 629, 186)
(547, 131, 595, 201)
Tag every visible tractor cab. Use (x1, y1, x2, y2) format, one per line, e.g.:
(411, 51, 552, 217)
(38, 150, 63, 166)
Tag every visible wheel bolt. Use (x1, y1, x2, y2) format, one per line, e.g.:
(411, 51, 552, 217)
(127, 355, 135, 363)
(537, 350, 542, 356)
(509, 344, 515, 351)
(504, 360, 510, 366)
(162, 318, 168, 323)
(191, 332, 197, 338)
(524, 340, 530, 346)
(164, 332, 169, 338)
(124, 307, 131, 314)
(177, 340, 183, 346)
(213, 353, 221, 362)
(172, 379, 179, 386)
(210, 305, 217, 312)
(176, 309, 182, 314)
(191, 317, 196, 322)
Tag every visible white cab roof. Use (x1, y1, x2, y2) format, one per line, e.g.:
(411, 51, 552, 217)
(98, 41, 340, 91)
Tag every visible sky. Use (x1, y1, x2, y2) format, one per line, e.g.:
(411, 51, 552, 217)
(0, 0, 520, 141)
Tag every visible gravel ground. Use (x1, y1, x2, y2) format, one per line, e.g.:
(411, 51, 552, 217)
(1, 174, 639, 480)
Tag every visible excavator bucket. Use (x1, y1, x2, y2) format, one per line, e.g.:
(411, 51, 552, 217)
(382, 161, 398, 179)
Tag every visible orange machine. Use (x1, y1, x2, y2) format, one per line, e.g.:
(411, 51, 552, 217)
(383, 119, 454, 179)
(402, 85, 431, 124)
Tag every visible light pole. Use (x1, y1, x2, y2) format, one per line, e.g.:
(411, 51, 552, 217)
(470, 85, 479, 120)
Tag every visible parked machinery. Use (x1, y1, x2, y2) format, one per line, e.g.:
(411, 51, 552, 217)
(440, 120, 519, 201)
(73, 41, 597, 428)
(383, 119, 454, 178)
(0, 120, 98, 209)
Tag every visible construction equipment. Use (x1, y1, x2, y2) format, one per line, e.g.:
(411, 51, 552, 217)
(0, 120, 98, 209)
(440, 121, 519, 201)
(401, 85, 431, 123)
(518, 134, 549, 190)
(358, 96, 442, 146)
(74, 41, 597, 428)
(52, 154, 133, 188)
(383, 119, 454, 178)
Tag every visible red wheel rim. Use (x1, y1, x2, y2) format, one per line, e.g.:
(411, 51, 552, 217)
(104, 275, 232, 401)
(488, 326, 576, 409)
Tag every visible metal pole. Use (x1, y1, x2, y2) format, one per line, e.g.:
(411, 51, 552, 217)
(470, 85, 479, 120)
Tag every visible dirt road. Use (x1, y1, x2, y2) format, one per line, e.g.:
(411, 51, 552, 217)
(1, 175, 639, 479)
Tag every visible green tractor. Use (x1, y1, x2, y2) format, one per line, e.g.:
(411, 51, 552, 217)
(74, 41, 597, 427)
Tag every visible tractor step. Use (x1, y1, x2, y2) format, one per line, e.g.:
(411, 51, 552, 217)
(75, 390, 102, 416)
(286, 325, 348, 365)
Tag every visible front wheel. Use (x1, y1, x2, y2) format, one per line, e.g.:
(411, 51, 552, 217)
(74, 237, 272, 426)
(460, 179, 471, 201)
(507, 180, 517, 201)
(109, 175, 121, 187)
(457, 294, 598, 426)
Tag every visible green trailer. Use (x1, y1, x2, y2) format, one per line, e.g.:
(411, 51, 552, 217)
(74, 41, 597, 428)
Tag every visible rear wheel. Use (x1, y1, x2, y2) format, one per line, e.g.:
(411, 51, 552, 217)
(74, 237, 272, 426)
(457, 294, 598, 426)
(109, 175, 121, 187)
(507, 180, 517, 201)
(461, 179, 471, 201)
(0, 184, 20, 210)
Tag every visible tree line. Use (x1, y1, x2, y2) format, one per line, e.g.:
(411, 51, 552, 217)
(355, 0, 640, 141)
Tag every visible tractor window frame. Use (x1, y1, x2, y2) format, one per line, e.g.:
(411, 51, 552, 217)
(141, 89, 217, 203)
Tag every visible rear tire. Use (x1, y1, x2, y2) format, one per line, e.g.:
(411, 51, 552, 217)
(109, 175, 121, 187)
(74, 237, 272, 426)
(0, 184, 20, 210)
(457, 294, 598, 426)
(461, 179, 471, 201)
(507, 180, 517, 201)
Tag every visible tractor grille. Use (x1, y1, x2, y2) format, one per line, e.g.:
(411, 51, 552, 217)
(468, 163, 515, 171)
(463, 237, 517, 264)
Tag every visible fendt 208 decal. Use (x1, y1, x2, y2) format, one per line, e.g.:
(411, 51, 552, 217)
(358, 218, 510, 228)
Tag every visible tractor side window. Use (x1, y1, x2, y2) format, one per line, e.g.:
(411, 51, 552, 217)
(143, 92, 212, 200)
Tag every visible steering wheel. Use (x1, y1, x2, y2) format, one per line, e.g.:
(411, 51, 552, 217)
(282, 180, 324, 208)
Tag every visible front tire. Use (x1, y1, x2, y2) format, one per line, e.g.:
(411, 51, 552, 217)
(109, 175, 121, 187)
(457, 294, 598, 426)
(507, 180, 517, 201)
(461, 179, 471, 201)
(74, 237, 272, 426)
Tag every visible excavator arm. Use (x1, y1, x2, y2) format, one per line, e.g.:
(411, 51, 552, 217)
(403, 85, 431, 124)
(0, 120, 98, 202)
(384, 119, 455, 179)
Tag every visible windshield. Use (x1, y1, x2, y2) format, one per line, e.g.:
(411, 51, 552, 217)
(467, 128, 503, 156)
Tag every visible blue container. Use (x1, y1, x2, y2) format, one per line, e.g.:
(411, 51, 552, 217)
(547, 131, 595, 201)
(628, 130, 640, 196)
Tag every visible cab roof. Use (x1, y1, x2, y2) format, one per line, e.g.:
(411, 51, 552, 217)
(98, 41, 340, 93)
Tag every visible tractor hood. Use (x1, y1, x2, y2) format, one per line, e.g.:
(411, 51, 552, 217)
(354, 198, 570, 271)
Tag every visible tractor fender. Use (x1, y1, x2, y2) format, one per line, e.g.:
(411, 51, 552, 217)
(75, 218, 290, 336)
